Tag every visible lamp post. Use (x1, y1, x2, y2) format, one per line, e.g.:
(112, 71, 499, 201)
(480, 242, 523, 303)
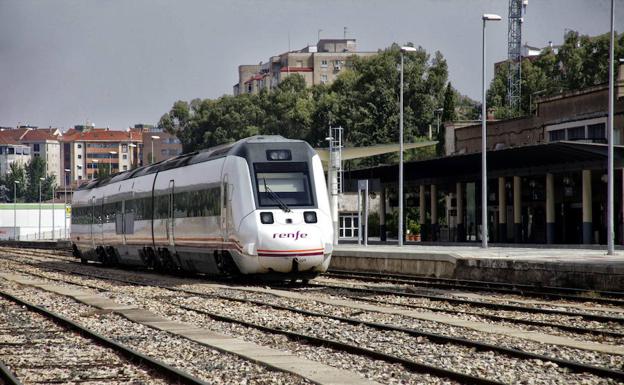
(398, 45, 417, 247)
(38, 177, 44, 240)
(13, 180, 19, 240)
(607, 0, 615, 255)
(64, 168, 70, 239)
(128, 143, 137, 169)
(150, 135, 160, 164)
(481, 13, 502, 248)
(51, 184, 55, 240)
(435, 108, 444, 136)
(108, 151, 117, 174)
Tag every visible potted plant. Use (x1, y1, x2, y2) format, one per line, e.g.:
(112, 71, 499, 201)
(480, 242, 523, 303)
(407, 220, 421, 242)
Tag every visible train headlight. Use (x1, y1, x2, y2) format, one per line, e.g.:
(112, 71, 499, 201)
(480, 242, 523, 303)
(303, 211, 317, 223)
(260, 212, 274, 224)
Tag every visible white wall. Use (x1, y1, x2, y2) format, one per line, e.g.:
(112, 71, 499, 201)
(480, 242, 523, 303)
(0, 203, 71, 240)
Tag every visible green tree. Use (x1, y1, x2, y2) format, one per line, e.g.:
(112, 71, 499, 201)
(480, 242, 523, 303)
(5, 162, 27, 202)
(488, 30, 624, 118)
(24, 157, 55, 203)
(436, 82, 457, 155)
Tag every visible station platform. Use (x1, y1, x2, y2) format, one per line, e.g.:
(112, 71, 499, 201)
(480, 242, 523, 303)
(330, 243, 624, 291)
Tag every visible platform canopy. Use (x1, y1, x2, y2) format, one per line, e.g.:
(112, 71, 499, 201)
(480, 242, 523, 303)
(315, 141, 437, 167)
(345, 141, 624, 185)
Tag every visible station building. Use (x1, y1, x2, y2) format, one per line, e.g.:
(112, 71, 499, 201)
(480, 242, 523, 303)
(343, 65, 624, 245)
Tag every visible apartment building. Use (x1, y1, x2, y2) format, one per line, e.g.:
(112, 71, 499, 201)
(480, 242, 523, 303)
(61, 127, 142, 185)
(0, 127, 61, 180)
(141, 129, 183, 165)
(234, 38, 376, 95)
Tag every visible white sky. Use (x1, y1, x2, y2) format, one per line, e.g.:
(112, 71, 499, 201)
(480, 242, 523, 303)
(0, 0, 621, 129)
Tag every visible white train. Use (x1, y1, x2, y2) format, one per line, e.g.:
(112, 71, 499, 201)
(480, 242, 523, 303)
(71, 136, 333, 280)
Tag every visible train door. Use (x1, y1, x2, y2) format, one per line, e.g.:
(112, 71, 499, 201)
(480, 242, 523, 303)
(221, 175, 229, 246)
(167, 180, 175, 247)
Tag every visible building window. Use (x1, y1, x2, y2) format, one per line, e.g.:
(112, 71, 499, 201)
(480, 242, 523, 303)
(77, 165, 82, 170)
(122, 144, 128, 153)
(77, 144, 82, 149)
(339, 213, 359, 239)
(588, 123, 606, 141)
(7, 147, 14, 155)
(320, 74, 328, 83)
(122, 154, 127, 160)
(548, 129, 565, 142)
(15, 148, 22, 155)
(23, 148, 30, 155)
(123, 165, 128, 171)
(77, 154, 82, 159)
(567, 126, 585, 140)
(296, 60, 303, 68)
(33, 143, 40, 152)
(320, 60, 328, 68)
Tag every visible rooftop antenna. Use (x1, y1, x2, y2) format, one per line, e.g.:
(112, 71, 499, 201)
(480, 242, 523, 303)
(318, 29, 322, 42)
(344, 26, 347, 39)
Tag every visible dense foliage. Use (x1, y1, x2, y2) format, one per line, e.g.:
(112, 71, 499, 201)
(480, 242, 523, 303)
(487, 30, 624, 119)
(0, 157, 56, 203)
(159, 44, 476, 160)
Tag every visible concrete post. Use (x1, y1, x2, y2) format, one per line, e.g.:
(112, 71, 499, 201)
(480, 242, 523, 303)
(498, 177, 507, 243)
(513, 176, 522, 243)
(546, 173, 555, 244)
(456, 182, 464, 242)
(431, 184, 438, 241)
(419, 185, 427, 241)
(582, 170, 593, 244)
(380, 187, 387, 242)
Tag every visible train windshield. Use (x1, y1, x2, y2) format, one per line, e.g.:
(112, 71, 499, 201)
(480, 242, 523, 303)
(254, 162, 313, 207)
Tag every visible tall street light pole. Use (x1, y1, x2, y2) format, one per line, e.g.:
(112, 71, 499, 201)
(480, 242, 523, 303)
(607, 0, 615, 255)
(13, 180, 19, 240)
(51, 184, 55, 240)
(129, 143, 137, 169)
(399, 46, 417, 247)
(481, 13, 502, 248)
(64, 168, 70, 239)
(38, 177, 44, 240)
(108, 151, 117, 174)
(151, 135, 160, 164)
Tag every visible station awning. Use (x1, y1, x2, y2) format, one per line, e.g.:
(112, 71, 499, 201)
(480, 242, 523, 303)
(345, 141, 624, 185)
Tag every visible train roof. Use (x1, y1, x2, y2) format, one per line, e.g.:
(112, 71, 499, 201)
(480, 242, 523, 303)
(76, 135, 308, 191)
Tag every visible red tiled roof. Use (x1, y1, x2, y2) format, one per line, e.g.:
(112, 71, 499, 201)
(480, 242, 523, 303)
(21, 130, 59, 142)
(61, 129, 142, 142)
(0, 129, 27, 145)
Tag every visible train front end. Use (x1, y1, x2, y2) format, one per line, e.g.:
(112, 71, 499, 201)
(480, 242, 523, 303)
(231, 138, 333, 279)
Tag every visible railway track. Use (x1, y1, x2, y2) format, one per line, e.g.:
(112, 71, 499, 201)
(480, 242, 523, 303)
(4, 247, 624, 335)
(0, 288, 209, 385)
(326, 270, 624, 306)
(1, 248, 623, 384)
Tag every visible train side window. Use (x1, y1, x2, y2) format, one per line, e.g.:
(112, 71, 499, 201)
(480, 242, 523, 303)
(223, 183, 228, 208)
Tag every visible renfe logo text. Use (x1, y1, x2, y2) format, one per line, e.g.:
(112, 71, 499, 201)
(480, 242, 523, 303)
(273, 231, 308, 241)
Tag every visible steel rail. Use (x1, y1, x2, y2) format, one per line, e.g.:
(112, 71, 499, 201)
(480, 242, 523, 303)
(312, 282, 624, 325)
(334, 294, 624, 339)
(179, 297, 624, 383)
(9, 258, 624, 342)
(0, 289, 211, 385)
(179, 305, 505, 385)
(0, 362, 23, 385)
(4, 252, 624, 338)
(4, 258, 623, 383)
(326, 270, 624, 306)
